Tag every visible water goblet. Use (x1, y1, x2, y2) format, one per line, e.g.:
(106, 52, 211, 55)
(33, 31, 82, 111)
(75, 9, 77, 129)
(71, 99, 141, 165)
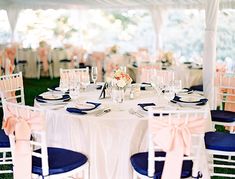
(91, 66, 98, 84)
(69, 80, 80, 101)
(173, 80, 182, 94)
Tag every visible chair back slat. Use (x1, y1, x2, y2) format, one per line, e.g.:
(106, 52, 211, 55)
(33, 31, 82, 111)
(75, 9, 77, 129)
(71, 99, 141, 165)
(60, 67, 90, 89)
(214, 72, 235, 111)
(0, 72, 24, 105)
(140, 67, 174, 85)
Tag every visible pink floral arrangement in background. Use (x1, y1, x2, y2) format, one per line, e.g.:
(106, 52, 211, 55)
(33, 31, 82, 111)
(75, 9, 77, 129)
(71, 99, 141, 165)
(112, 69, 132, 88)
(159, 50, 174, 65)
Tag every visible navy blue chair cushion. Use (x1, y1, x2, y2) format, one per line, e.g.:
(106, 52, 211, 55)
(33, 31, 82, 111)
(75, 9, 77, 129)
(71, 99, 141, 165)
(205, 132, 235, 152)
(0, 129, 10, 148)
(130, 151, 193, 179)
(15, 59, 27, 65)
(211, 110, 235, 123)
(190, 85, 203, 92)
(60, 59, 71, 63)
(32, 147, 88, 176)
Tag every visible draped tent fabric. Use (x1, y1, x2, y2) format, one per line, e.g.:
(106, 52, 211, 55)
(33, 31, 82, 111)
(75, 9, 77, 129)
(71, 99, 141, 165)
(0, 0, 234, 9)
(150, 6, 167, 52)
(0, 0, 234, 108)
(203, 0, 220, 109)
(6, 6, 20, 41)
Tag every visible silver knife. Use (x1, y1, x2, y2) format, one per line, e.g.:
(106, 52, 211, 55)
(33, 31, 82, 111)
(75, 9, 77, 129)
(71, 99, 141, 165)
(95, 108, 111, 116)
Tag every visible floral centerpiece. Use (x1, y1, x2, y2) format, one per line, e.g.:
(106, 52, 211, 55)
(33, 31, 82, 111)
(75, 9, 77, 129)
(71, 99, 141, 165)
(110, 69, 132, 103)
(159, 51, 174, 65)
(112, 69, 132, 89)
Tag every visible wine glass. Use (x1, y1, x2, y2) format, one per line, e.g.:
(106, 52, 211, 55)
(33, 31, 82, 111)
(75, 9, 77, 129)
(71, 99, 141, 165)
(69, 79, 80, 101)
(163, 86, 175, 102)
(91, 66, 98, 84)
(173, 80, 182, 94)
(119, 66, 127, 73)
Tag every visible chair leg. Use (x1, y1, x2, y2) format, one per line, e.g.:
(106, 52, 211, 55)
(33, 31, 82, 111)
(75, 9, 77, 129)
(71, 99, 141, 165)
(49, 64, 53, 79)
(83, 164, 89, 179)
(133, 171, 138, 179)
(37, 65, 40, 80)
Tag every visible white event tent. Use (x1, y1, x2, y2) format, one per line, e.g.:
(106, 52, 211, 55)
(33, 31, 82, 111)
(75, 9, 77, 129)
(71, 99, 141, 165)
(0, 0, 235, 108)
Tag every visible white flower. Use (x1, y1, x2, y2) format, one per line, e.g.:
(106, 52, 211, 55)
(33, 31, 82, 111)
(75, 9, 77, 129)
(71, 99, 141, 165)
(116, 79, 126, 88)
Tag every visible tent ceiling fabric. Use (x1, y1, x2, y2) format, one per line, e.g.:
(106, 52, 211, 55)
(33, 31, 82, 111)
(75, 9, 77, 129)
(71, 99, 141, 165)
(0, 0, 234, 9)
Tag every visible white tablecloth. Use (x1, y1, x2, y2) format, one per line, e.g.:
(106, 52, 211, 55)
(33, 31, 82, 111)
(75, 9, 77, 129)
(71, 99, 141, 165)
(127, 64, 203, 88)
(35, 88, 211, 179)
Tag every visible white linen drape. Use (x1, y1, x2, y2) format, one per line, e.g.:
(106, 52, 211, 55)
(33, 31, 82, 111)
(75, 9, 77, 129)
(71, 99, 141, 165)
(203, 0, 220, 109)
(6, 7, 20, 41)
(150, 7, 167, 53)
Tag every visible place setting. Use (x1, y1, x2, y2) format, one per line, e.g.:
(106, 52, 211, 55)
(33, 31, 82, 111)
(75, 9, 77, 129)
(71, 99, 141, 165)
(35, 92, 71, 104)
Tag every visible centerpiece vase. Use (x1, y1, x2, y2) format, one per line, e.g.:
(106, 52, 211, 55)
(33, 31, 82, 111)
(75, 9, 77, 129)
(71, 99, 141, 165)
(111, 87, 125, 104)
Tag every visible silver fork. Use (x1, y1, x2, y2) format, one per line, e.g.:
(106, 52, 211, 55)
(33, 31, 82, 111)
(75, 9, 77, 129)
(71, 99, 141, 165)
(128, 108, 144, 118)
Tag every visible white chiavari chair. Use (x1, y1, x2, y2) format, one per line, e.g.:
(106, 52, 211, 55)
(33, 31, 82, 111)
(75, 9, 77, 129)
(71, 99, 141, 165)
(36, 47, 53, 79)
(0, 72, 25, 105)
(205, 130, 235, 178)
(130, 107, 208, 179)
(15, 48, 28, 76)
(211, 72, 235, 132)
(59, 67, 90, 90)
(2, 100, 89, 179)
(0, 72, 25, 174)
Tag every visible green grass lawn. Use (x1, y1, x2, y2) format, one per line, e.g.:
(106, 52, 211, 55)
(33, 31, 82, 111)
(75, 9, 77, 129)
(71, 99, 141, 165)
(23, 77, 60, 106)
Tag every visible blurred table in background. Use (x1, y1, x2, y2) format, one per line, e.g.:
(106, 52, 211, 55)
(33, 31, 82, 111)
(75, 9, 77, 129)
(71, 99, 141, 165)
(127, 63, 203, 88)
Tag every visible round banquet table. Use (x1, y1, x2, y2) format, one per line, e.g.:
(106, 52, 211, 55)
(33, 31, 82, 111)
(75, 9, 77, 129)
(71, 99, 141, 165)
(127, 64, 203, 88)
(35, 87, 212, 179)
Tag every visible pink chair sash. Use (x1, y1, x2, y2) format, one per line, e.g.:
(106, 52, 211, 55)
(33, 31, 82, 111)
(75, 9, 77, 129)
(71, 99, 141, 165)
(91, 52, 105, 82)
(38, 47, 49, 72)
(2, 105, 45, 179)
(5, 47, 16, 66)
(149, 117, 206, 179)
(216, 63, 227, 73)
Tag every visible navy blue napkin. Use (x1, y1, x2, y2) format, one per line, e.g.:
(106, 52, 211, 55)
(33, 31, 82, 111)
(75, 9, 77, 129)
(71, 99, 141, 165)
(138, 103, 156, 111)
(47, 87, 69, 94)
(96, 85, 103, 90)
(183, 61, 192, 65)
(177, 88, 193, 94)
(138, 103, 169, 116)
(66, 102, 101, 115)
(188, 66, 203, 70)
(171, 96, 208, 106)
(140, 83, 152, 91)
(36, 94, 71, 103)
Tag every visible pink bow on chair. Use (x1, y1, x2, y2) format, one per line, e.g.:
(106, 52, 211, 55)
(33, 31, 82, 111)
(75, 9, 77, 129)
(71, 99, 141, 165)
(149, 117, 206, 179)
(3, 105, 45, 179)
(38, 47, 49, 72)
(5, 46, 17, 74)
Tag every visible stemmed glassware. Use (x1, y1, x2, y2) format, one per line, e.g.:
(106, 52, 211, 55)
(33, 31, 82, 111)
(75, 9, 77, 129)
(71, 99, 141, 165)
(172, 80, 182, 94)
(69, 79, 80, 101)
(79, 68, 90, 91)
(91, 66, 98, 84)
(119, 66, 127, 73)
